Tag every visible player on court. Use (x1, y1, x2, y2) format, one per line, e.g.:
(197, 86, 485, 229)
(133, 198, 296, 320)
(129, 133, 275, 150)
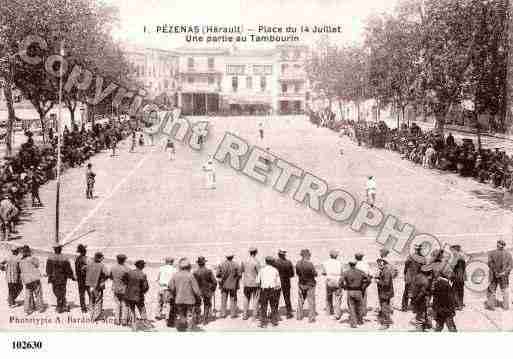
(258, 122, 264, 141)
(165, 137, 175, 161)
(366, 176, 376, 207)
(203, 155, 216, 189)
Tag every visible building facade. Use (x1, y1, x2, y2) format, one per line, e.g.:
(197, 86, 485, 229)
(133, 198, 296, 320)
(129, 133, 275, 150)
(123, 43, 309, 116)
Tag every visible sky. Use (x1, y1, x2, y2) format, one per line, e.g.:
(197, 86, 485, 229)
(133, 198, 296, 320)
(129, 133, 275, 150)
(103, 0, 397, 49)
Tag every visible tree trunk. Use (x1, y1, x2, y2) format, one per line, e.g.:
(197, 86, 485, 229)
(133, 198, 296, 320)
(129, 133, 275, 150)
(338, 99, 344, 121)
(434, 109, 446, 135)
(37, 110, 47, 144)
(3, 81, 15, 157)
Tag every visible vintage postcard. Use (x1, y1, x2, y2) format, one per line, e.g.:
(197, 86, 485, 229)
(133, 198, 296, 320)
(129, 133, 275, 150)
(0, 0, 512, 343)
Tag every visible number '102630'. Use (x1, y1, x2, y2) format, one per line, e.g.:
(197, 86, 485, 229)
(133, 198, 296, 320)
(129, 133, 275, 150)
(12, 341, 42, 350)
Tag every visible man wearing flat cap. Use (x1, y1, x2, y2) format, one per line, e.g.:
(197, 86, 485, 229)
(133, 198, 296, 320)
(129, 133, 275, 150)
(321, 249, 343, 318)
(256, 256, 281, 327)
(156, 257, 176, 322)
(375, 258, 394, 329)
(46, 244, 76, 313)
(124, 260, 150, 330)
(402, 244, 426, 312)
(272, 249, 294, 319)
(216, 253, 241, 318)
(241, 247, 261, 320)
(170, 258, 201, 331)
(340, 259, 370, 328)
(85, 252, 109, 321)
(486, 240, 513, 310)
(296, 249, 317, 322)
(193, 256, 217, 325)
(110, 254, 130, 326)
(74, 244, 90, 313)
(411, 264, 433, 331)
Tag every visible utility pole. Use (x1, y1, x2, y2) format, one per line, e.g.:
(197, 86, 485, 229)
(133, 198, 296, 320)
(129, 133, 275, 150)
(55, 41, 64, 244)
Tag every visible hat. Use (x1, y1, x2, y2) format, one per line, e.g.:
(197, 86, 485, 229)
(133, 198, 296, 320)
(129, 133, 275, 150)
(329, 249, 339, 257)
(53, 244, 63, 249)
(179, 258, 190, 269)
(164, 257, 174, 264)
(226, 253, 234, 259)
(278, 249, 287, 255)
(135, 259, 145, 268)
(348, 259, 357, 265)
(197, 256, 207, 265)
(355, 252, 364, 260)
(376, 258, 388, 264)
(249, 247, 257, 253)
(413, 243, 422, 250)
(498, 240, 506, 247)
(265, 256, 274, 264)
(449, 244, 461, 251)
(94, 252, 104, 261)
(379, 248, 390, 257)
(300, 249, 311, 257)
(76, 244, 87, 253)
(21, 245, 31, 255)
(116, 254, 127, 261)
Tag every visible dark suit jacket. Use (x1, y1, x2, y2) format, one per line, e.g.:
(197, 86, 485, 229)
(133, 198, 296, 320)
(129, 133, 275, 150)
(295, 259, 317, 288)
(110, 264, 130, 295)
(193, 267, 217, 297)
(123, 269, 149, 303)
(216, 260, 241, 290)
(272, 258, 294, 286)
(75, 255, 88, 285)
(376, 264, 394, 299)
(432, 276, 455, 316)
(46, 254, 75, 285)
(404, 253, 426, 284)
(170, 270, 201, 305)
(488, 249, 513, 278)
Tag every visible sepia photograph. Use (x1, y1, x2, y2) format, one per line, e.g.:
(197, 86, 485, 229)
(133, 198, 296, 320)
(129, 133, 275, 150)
(0, 0, 512, 353)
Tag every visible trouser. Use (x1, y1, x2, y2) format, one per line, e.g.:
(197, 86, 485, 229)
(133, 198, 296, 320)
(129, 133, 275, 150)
(220, 289, 238, 317)
(452, 280, 465, 308)
(86, 184, 94, 199)
(7, 282, 22, 306)
(113, 293, 128, 325)
(378, 297, 392, 325)
(281, 283, 293, 315)
(243, 286, 260, 318)
(175, 304, 195, 331)
(89, 287, 104, 321)
(259, 288, 279, 325)
(51, 283, 67, 312)
(326, 285, 342, 317)
(156, 288, 171, 319)
(77, 282, 91, 311)
(24, 280, 44, 314)
(362, 288, 368, 316)
(434, 313, 457, 332)
(346, 291, 364, 326)
(167, 297, 177, 327)
(127, 300, 147, 328)
(297, 285, 316, 321)
(195, 295, 213, 323)
(413, 300, 431, 330)
(32, 190, 42, 206)
(486, 276, 510, 309)
(401, 283, 412, 310)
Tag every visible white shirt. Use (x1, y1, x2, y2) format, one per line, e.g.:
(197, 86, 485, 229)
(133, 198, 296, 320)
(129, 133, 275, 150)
(366, 178, 376, 191)
(203, 160, 214, 172)
(157, 264, 177, 287)
(356, 260, 371, 276)
(256, 264, 280, 289)
(322, 258, 343, 284)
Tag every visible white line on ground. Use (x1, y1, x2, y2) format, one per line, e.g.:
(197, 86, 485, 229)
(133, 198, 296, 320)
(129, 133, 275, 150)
(88, 231, 508, 250)
(62, 150, 152, 244)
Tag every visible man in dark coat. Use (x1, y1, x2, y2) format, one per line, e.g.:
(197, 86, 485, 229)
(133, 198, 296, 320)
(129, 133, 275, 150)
(449, 245, 466, 310)
(85, 252, 109, 321)
(432, 269, 457, 332)
(193, 256, 217, 324)
(272, 249, 294, 318)
(376, 258, 394, 329)
(124, 260, 150, 330)
(411, 264, 432, 331)
(401, 244, 426, 311)
(45, 244, 75, 313)
(486, 240, 513, 310)
(110, 254, 130, 326)
(216, 254, 241, 318)
(340, 259, 370, 328)
(85, 163, 95, 199)
(296, 249, 317, 322)
(74, 244, 90, 313)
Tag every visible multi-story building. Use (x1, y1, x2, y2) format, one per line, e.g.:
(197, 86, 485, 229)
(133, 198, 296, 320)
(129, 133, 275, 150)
(124, 43, 179, 105)
(122, 43, 309, 115)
